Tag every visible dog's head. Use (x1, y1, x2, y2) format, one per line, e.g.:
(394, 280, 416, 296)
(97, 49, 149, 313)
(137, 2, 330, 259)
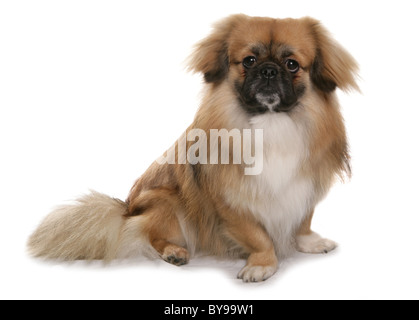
(188, 14, 359, 114)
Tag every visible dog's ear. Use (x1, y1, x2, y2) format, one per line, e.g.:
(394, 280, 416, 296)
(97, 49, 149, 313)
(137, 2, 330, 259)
(305, 18, 360, 93)
(187, 14, 247, 84)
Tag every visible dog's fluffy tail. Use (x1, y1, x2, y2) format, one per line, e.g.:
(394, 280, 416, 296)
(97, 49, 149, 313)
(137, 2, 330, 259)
(27, 191, 153, 261)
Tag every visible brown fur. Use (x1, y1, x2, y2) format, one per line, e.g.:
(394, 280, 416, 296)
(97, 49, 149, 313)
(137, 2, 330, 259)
(28, 14, 358, 282)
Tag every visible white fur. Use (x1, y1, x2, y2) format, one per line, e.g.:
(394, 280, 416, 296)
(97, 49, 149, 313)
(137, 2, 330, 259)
(252, 113, 314, 257)
(27, 191, 157, 261)
(296, 232, 337, 254)
(255, 93, 281, 112)
(225, 111, 315, 258)
(28, 191, 128, 261)
(237, 265, 278, 282)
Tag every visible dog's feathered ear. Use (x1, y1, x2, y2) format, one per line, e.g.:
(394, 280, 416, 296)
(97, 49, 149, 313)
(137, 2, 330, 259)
(187, 14, 247, 84)
(305, 18, 360, 93)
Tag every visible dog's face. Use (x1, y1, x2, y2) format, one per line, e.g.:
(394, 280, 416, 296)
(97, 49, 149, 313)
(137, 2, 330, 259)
(229, 22, 311, 114)
(189, 15, 358, 115)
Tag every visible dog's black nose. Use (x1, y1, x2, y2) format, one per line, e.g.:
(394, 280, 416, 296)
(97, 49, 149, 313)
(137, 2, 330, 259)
(261, 66, 278, 79)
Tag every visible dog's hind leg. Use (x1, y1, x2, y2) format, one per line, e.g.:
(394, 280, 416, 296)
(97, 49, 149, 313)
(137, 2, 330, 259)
(125, 188, 190, 266)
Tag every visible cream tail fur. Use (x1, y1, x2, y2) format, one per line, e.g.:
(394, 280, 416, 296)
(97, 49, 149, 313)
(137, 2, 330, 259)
(27, 191, 155, 261)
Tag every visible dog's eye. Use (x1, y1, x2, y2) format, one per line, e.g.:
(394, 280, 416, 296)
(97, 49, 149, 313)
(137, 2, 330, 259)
(285, 59, 300, 73)
(243, 56, 257, 68)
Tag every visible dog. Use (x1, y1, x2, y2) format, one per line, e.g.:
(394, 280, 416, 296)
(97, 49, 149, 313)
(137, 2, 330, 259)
(28, 14, 359, 282)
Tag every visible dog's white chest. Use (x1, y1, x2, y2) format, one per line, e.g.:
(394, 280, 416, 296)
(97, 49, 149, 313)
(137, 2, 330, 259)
(248, 113, 315, 255)
(250, 113, 309, 192)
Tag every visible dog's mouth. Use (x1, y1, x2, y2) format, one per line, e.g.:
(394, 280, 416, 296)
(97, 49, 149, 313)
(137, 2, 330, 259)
(255, 84, 297, 113)
(236, 76, 299, 115)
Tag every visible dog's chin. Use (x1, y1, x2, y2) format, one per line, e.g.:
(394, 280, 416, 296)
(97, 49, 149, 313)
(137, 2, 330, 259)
(255, 93, 281, 112)
(236, 82, 298, 114)
(251, 92, 296, 114)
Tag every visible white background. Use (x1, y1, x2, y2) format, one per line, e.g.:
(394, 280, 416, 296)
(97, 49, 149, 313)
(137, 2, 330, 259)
(1, 0, 419, 300)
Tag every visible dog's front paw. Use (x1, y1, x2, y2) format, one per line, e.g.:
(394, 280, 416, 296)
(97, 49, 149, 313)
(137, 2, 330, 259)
(296, 232, 337, 254)
(237, 264, 277, 282)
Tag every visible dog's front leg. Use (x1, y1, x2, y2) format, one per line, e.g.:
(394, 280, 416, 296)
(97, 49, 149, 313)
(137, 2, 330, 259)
(295, 209, 338, 254)
(218, 204, 278, 282)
